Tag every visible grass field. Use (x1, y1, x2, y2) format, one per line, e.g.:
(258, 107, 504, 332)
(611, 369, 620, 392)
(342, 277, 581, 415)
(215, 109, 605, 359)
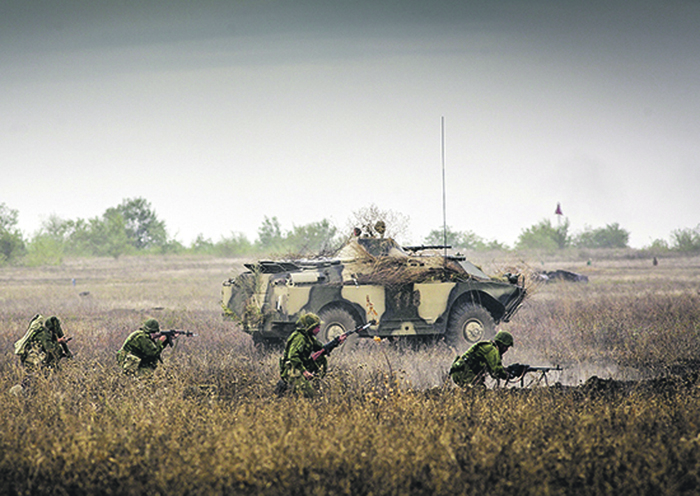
(1, 252, 700, 495)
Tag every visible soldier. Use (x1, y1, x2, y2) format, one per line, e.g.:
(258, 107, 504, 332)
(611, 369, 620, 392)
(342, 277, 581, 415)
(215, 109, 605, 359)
(277, 313, 346, 397)
(13, 314, 72, 370)
(449, 331, 515, 388)
(116, 318, 168, 375)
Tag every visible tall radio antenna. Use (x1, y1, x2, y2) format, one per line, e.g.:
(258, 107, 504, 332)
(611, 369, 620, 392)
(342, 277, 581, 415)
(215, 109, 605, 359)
(441, 116, 447, 260)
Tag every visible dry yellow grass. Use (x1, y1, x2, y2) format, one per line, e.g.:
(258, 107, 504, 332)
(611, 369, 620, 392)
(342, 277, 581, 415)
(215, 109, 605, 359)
(1, 253, 700, 494)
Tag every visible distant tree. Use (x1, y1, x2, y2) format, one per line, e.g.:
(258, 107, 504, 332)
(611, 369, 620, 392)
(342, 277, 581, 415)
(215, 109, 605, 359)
(483, 239, 510, 251)
(111, 197, 167, 250)
(0, 230, 25, 264)
(284, 219, 340, 256)
(158, 238, 185, 254)
(39, 214, 74, 241)
(255, 218, 339, 256)
(424, 226, 471, 247)
(190, 234, 216, 254)
(30, 200, 170, 258)
(647, 238, 669, 251)
(216, 232, 253, 257)
(25, 233, 64, 266)
(30, 215, 77, 260)
(0, 203, 19, 231)
(346, 204, 410, 241)
(516, 218, 570, 251)
(423, 226, 504, 250)
(0, 203, 26, 264)
(65, 214, 130, 258)
(59, 218, 93, 256)
(573, 223, 630, 249)
(56, 218, 87, 256)
(257, 216, 284, 252)
(670, 225, 700, 252)
(89, 211, 131, 258)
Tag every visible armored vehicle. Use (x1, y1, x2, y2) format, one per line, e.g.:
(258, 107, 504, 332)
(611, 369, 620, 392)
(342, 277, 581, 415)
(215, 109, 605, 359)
(222, 234, 526, 348)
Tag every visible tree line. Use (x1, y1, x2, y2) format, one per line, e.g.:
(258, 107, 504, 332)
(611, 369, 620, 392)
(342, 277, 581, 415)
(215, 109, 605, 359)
(0, 198, 698, 266)
(0, 198, 344, 266)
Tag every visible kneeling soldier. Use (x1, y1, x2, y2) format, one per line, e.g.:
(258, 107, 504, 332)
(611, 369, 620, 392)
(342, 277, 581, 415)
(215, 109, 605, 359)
(117, 318, 167, 375)
(14, 314, 72, 370)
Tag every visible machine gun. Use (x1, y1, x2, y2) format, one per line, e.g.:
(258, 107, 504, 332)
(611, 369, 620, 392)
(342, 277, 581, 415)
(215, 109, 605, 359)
(154, 330, 197, 348)
(311, 320, 376, 361)
(505, 363, 563, 387)
(402, 244, 452, 252)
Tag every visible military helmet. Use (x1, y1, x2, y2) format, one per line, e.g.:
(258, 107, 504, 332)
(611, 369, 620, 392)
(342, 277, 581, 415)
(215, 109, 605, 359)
(296, 313, 321, 333)
(140, 318, 161, 334)
(494, 331, 514, 347)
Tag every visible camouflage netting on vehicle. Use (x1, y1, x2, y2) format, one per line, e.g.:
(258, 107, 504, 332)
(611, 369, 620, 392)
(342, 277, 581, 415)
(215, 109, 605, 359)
(340, 239, 475, 287)
(342, 237, 543, 296)
(355, 256, 470, 287)
(223, 269, 265, 330)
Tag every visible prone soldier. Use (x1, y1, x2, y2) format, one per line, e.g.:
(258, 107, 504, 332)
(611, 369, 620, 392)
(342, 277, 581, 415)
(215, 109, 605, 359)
(449, 330, 515, 388)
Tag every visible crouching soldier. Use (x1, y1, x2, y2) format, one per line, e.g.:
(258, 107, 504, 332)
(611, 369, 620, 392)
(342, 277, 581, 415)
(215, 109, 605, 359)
(14, 314, 72, 370)
(116, 318, 167, 375)
(276, 313, 346, 398)
(449, 331, 514, 388)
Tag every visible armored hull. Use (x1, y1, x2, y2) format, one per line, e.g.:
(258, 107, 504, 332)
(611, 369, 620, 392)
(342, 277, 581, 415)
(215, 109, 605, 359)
(222, 237, 526, 347)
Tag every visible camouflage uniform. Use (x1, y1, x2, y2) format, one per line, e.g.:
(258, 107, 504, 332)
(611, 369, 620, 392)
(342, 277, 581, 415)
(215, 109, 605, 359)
(116, 319, 165, 374)
(279, 314, 328, 397)
(14, 314, 71, 370)
(450, 331, 513, 387)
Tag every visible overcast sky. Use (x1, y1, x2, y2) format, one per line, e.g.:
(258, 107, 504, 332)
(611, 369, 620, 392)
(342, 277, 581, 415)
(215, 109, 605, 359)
(2, 0, 699, 248)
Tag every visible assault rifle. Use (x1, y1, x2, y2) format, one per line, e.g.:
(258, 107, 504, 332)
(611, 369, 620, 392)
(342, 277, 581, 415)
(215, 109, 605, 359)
(505, 363, 563, 387)
(311, 320, 376, 361)
(155, 330, 197, 347)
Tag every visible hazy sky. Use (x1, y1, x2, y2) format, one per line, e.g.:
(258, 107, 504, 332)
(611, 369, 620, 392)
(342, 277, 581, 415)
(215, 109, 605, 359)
(2, 1, 699, 248)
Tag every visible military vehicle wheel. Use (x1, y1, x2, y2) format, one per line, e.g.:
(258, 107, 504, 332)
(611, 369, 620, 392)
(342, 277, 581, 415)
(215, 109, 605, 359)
(318, 308, 360, 347)
(446, 303, 495, 348)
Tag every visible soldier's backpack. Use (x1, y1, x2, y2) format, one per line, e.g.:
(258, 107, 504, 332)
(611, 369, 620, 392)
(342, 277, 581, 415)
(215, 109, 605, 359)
(13, 314, 44, 358)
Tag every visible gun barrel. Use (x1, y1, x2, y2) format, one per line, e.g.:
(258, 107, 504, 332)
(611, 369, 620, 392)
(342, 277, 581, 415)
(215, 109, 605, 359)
(355, 320, 374, 333)
(527, 365, 563, 372)
(342, 320, 375, 339)
(164, 330, 196, 336)
(403, 245, 452, 252)
(312, 320, 376, 361)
